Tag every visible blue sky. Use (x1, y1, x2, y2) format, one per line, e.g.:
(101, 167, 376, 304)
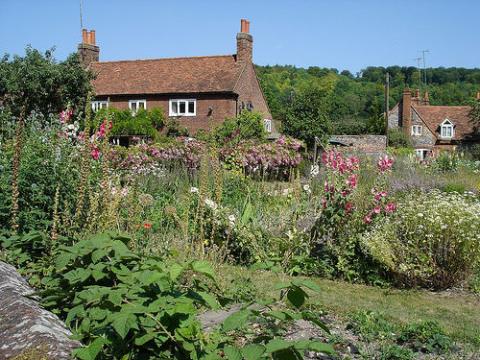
(0, 0, 478, 73)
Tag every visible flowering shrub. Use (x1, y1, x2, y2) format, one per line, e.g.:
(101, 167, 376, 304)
(219, 136, 303, 177)
(364, 155, 396, 224)
(362, 190, 480, 289)
(311, 149, 360, 243)
(108, 138, 203, 178)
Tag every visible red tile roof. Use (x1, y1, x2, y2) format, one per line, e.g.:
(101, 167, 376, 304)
(90, 55, 243, 96)
(413, 105, 478, 141)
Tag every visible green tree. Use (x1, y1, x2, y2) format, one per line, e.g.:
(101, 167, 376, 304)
(0, 46, 92, 119)
(283, 86, 332, 148)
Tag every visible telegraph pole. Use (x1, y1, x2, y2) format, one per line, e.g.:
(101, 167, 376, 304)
(80, 0, 84, 30)
(414, 57, 422, 86)
(384, 72, 390, 135)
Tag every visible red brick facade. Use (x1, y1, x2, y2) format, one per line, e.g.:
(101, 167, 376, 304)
(82, 20, 276, 136)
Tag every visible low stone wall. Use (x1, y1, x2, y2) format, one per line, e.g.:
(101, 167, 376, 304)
(0, 261, 81, 359)
(329, 135, 387, 156)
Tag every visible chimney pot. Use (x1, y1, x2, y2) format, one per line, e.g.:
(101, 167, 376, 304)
(241, 19, 249, 33)
(82, 28, 88, 43)
(90, 30, 96, 45)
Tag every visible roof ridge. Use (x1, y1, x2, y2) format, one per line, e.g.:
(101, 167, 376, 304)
(93, 54, 236, 65)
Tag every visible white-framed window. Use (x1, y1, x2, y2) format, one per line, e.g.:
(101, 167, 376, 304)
(415, 148, 430, 161)
(169, 99, 196, 116)
(129, 100, 147, 114)
(91, 100, 108, 112)
(411, 125, 422, 136)
(440, 119, 454, 139)
(264, 119, 272, 133)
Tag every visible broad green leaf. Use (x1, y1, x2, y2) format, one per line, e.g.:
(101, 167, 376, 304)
(222, 309, 251, 332)
(265, 339, 294, 353)
(241, 344, 265, 360)
(286, 287, 307, 308)
(73, 338, 108, 360)
(223, 345, 242, 360)
(197, 291, 220, 309)
(306, 341, 335, 354)
(64, 268, 91, 284)
(112, 240, 131, 258)
(169, 263, 184, 281)
(191, 260, 215, 280)
(111, 312, 138, 339)
(134, 332, 157, 345)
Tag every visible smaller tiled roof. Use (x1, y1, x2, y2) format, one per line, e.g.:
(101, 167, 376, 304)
(90, 55, 243, 96)
(413, 105, 478, 141)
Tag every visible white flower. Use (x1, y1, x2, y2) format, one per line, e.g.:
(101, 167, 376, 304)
(190, 187, 199, 194)
(204, 198, 218, 210)
(310, 164, 320, 177)
(111, 187, 118, 196)
(303, 184, 311, 193)
(120, 187, 129, 197)
(228, 214, 236, 223)
(282, 188, 290, 196)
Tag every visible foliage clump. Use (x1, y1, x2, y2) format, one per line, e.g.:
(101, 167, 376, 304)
(362, 190, 480, 289)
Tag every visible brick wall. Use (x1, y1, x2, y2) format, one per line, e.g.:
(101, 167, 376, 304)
(235, 63, 272, 119)
(329, 135, 387, 155)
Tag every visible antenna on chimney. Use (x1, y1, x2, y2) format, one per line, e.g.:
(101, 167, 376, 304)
(421, 49, 430, 85)
(79, 0, 84, 30)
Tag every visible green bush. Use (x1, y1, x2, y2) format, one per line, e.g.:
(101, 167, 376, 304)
(433, 151, 458, 172)
(94, 107, 165, 137)
(442, 182, 466, 194)
(387, 128, 412, 148)
(213, 110, 266, 144)
(41, 232, 222, 359)
(362, 190, 480, 289)
(379, 344, 415, 360)
(398, 321, 454, 354)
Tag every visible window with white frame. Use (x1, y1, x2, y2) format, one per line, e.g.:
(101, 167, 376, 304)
(129, 100, 146, 114)
(415, 148, 430, 161)
(264, 119, 272, 133)
(440, 119, 454, 139)
(92, 100, 108, 112)
(411, 125, 422, 136)
(169, 99, 196, 116)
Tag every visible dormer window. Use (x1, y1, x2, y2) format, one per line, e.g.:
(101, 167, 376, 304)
(440, 119, 454, 139)
(169, 99, 196, 116)
(129, 100, 146, 115)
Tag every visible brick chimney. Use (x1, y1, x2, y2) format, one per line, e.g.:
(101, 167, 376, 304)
(411, 88, 421, 105)
(78, 29, 99, 68)
(401, 88, 412, 135)
(236, 19, 253, 63)
(423, 90, 430, 105)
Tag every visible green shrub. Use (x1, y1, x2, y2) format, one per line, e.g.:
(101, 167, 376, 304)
(165, 118, 189, 137)
(362, 190, 480, 289)
(398, 321, 454, 354)
(41, 232, 222, 359)
(387, 128, 412, 148)
(442, 182, 466, 194)
(213, 110, 266, 144)
(94, 107, 165, 137)
(433, 151, 458, 172)
(379, 344, 415, 360)
(348, 311, 398, 341)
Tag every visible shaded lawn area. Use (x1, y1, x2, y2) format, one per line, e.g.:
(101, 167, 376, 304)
(219, 265, 480, 346)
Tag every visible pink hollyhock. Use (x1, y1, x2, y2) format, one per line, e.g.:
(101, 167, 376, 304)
(377, 155, 394, 173)
(345, 202, 353, 213)
(373, 206, 381, 214)
(364, 214, 372, 224)
(385, 202, 397, 213)
(373, 190, 388, 201)
(346, 174, 358, 189)
(59, 108, 73, 124)
(91, 146, 100, 160)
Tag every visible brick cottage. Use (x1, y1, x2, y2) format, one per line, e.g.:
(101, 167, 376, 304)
(78, 20, 277, 137)
(388, 89, 480, 160)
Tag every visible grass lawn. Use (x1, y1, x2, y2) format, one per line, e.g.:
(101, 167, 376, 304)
(219, 265, 480, 347)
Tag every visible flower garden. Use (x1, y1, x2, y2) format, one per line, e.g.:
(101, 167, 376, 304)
(1, 103, 480, 359)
